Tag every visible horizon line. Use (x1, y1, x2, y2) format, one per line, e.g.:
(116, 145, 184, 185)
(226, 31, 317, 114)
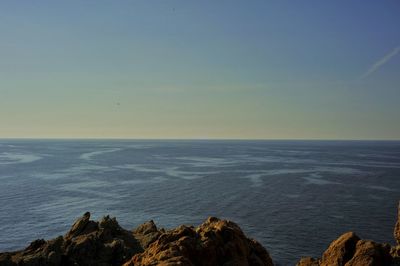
(0, 137, 399, 142)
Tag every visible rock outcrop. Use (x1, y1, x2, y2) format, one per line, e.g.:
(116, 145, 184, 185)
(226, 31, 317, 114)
(395, 201, 400, 246)
(1, 201, 399, 266)
(0, 212, 145, 266)
(124, 216, 273, 266)
(297, 236, 393, 266)
(297, 201, 400, 266)
(0, 214, 273, 266)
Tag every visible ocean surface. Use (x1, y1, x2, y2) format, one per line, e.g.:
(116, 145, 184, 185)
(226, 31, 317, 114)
(0, 139, 399, 265)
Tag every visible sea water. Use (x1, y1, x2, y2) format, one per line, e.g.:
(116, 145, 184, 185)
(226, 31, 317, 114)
(0, 139, 399, 265)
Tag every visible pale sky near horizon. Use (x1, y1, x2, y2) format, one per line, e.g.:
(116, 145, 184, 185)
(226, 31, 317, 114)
(1, 1, 400, 139)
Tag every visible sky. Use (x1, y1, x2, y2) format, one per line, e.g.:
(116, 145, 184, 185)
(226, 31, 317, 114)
(0, 1, 399, 139)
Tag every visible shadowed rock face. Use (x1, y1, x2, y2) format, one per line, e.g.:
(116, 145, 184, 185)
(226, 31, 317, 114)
(0, 214, 273, 266)
(1, 201, 399, 266)
(0, 212, 145, 266)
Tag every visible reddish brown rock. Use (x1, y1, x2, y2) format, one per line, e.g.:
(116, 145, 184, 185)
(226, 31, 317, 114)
(320, 232, 360, 266)
(124, 216, 274, 266)
(296, 233, 394, 266)
(133, 220, 163, 249)
(2, 202, 399, 266)
(345, 240, 391, 266)
(297, 257, 319, 266)
(0, 214, 272, 266)
(395, 201, 400, 246)
(296, 232, 360, 266)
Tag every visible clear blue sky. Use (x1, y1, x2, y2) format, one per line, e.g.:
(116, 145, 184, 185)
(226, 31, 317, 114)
(1, 1, 399, 139)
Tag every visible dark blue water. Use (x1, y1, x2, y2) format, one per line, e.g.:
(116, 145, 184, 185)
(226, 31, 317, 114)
(0, 140, 399, 265)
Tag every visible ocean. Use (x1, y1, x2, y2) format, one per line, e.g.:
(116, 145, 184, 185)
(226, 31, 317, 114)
(0, 139, 399, 265)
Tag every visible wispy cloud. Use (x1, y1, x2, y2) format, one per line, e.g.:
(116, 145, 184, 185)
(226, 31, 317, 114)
(361, 46, 400, 79)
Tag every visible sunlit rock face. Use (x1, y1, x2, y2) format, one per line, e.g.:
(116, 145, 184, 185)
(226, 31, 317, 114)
(0, 213, 273, 266)
(297, 202, 400, 266)
(1, 202, 399, 266)
(124, 216, 273, 266)
(395, 201, 400, 246)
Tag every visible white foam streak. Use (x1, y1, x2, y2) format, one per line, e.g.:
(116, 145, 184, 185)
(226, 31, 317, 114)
(79, 148, 122, 160)
(0, 153, 42, 165)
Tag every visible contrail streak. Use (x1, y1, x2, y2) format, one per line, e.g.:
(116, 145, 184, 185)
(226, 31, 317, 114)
(361, 46, 400, 79)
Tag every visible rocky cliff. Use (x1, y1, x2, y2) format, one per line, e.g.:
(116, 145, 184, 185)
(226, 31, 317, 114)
(0, 213, 273, 266)
(0, 202, 399, 266)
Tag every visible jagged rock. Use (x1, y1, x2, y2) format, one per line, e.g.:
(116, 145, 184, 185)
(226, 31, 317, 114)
(133, 220, 163, 249)
(0, 214, 272, 266)
(124, 216, 274, 266)
(296, 233, 394, 266)
(395, 201, 400, 246)
(2, 202, 399, 266)
(63, 214, 143, 265)
(65, 211, 91, 239)
(297, 257, 319, 266)
(0, 236, 64, 266)
(320, 232, 360, 266)
(345, 240, 391, 266)
(0, 213, 145, 266)
(392, 245, 400, 258)
(391, 246, 400, 266)
(296, 232, 360, 266)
